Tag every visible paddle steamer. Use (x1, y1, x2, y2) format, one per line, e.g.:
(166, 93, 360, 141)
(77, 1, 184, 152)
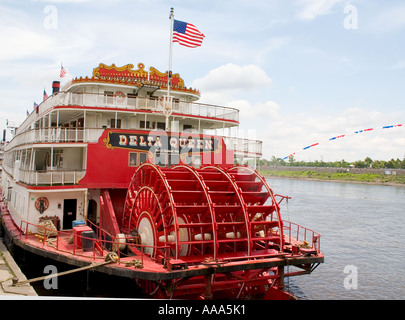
(1, 63, 323, 299)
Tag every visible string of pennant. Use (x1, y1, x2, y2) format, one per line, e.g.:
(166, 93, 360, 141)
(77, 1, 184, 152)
(26, 64, 68, 117)
(282, 124, 403, 160)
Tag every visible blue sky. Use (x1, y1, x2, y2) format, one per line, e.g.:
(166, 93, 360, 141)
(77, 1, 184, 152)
(1, 0, 404, 162)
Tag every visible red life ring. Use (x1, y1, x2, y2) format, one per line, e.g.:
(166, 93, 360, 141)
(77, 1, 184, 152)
(35, 197, 49, 213)
(114, 91, 126, 103)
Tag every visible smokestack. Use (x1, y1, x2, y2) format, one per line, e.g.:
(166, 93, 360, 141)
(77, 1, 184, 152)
(3, 129, 6, 142)
(52, 81, 60, 94)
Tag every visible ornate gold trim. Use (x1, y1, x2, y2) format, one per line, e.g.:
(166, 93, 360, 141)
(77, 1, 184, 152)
(103, 130, 114, 150)
(74, 63, 200, 97)
(93, 63, 151, 78)
(149, 67, 184, 87)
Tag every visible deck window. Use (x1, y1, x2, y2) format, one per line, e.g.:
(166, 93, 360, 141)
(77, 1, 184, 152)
(129, 153, 138, 167)
(157, 122, 166, 130)
(140, 121, 150, 129)
(139, 153, 147, 164)
(129, 152, 148, 166)
(111, 119, 121, 129)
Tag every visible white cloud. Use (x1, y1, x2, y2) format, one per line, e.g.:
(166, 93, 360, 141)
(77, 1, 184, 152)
(192, 63, 272, 94)
(229, 99, 280, 120)
(191, 63, 277, 130)
(296, 0, 344, 21)
(392, 60, 405, 70)
(0, 27, 53, 61)
(366, 4, 405, 33)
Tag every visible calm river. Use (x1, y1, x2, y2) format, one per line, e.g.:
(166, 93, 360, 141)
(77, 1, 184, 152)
(267, 177, 405, 300)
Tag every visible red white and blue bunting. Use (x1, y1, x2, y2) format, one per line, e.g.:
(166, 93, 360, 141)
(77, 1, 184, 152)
(282, 124, 403, 160)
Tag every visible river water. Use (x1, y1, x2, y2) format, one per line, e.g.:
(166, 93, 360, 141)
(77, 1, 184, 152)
(267, 177, 405, 300)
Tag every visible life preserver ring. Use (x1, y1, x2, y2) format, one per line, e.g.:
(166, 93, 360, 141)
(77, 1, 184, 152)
(35, 197, 49, 213)
(114, 91, 126, 103)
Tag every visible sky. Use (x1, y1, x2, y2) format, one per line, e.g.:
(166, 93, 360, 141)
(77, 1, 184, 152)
(0, 0, 404, 162)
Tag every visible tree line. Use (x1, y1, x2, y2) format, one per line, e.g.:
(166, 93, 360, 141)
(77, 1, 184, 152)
(259, 156, 405, 169)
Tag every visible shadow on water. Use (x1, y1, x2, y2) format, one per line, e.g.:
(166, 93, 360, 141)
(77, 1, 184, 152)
(12, 246, 144, 298)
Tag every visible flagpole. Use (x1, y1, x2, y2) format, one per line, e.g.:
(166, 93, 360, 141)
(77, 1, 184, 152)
(164, 7, 175, 132)
(168, 7, 174, 98)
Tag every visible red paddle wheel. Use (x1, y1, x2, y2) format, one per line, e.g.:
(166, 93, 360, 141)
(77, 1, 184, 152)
(121, 163, 288, 299)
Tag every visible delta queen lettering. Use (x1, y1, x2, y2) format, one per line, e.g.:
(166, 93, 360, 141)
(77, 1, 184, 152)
(104, 132, 218, 153)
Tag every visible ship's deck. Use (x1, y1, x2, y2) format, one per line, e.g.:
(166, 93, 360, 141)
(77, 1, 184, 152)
(1, 214, 323, 281)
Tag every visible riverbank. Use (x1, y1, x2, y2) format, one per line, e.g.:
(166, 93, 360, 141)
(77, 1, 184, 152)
(260, 169, 405, 187)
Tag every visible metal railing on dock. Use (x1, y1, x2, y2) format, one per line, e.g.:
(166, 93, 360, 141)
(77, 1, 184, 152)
(18, 219, 170, 268)
(283, 220, 321, 253)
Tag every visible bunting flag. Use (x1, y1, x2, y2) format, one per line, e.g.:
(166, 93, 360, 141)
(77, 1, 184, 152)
(60, 64, 67, 78)
(173, 19, 205, 48)
(282, 124, 403, 160)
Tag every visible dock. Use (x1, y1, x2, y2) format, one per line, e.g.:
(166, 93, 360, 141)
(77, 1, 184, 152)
(0, 240, 37, 297)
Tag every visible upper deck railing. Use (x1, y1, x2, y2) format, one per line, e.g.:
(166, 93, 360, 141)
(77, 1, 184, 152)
(5, 127, 103, 150)
(18, 91, 239, 134)
(223, 136, 263, 157)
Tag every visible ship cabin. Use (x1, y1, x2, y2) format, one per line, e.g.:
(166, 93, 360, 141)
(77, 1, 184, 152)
(1, 63, 263, 232)
(4, 63, 263, 183)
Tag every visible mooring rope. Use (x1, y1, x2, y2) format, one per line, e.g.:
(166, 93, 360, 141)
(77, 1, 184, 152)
(12, 252, 119, 287)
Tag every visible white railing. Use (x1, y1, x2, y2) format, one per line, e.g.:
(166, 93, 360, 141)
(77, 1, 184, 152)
(3, 165, 86, 186)
(18, 92, 239, 134)
(223, 136, 263, 157)
(5, 128, 104, 151)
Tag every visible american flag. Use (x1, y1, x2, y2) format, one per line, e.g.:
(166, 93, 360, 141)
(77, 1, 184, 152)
(60, 64, 67, 78)
(173, 20, 205, 48)
(34, 102, 39, 109)
(43, 89, 48, 101)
